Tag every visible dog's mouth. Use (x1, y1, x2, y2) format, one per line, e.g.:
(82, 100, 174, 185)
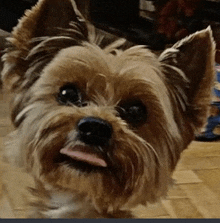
(55, 145, 111, 172)
(60, 145, 108, 167)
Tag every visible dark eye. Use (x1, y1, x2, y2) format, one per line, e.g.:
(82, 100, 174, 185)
(118, 100, 147, 126)
(58, 83, 81, 106)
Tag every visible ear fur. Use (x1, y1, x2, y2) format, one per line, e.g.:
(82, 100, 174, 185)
(2, 0, 88, 90)
(9, 0, 87, 44)
(159, 27, 216, 132)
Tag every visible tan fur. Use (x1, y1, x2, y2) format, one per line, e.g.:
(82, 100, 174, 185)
(1, 0, 216, 218)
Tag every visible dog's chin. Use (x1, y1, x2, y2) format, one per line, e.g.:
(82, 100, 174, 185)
(54, 145, 112, 173)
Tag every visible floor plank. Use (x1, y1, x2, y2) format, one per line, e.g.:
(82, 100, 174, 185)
(180, 184, 220, 218)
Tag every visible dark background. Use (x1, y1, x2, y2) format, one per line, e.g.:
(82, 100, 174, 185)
(0, 0, 220, 50)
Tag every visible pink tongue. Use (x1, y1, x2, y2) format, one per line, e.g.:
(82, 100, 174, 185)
(60, 146, 107, 167)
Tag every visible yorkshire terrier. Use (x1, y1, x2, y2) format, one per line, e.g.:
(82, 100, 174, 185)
(1, 0, 216, 218)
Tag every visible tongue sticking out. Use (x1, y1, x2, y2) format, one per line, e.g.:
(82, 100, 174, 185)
(60, 146, 107, 167)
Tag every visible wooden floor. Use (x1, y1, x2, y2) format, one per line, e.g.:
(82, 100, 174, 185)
(0, 90, 220, 218)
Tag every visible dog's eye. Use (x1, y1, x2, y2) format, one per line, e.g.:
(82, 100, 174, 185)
(58, 84, 81, 106)
(118, 100, 147, 126)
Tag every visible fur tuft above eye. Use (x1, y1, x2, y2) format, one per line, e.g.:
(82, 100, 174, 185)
(58, 83, 82, 106)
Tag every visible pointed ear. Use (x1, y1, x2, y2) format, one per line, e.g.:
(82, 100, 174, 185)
(159, 27, 216, 132)
(11, 0, 88, 44)
(2, 0, 88, 90)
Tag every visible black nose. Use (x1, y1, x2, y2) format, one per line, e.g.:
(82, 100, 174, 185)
(77, 117, 112, 146)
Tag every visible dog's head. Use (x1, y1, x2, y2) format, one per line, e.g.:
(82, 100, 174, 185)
(2, 0, 215, 212)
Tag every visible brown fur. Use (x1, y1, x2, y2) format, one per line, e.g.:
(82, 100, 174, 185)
(1, 0, 216, 218)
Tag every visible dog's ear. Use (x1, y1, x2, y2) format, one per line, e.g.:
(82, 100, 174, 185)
(159, 27, 216, 132)
(14, 0, 87, 39)
(2, 0, 88, 90)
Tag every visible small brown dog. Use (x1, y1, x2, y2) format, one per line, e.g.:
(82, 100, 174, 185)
(1, 0, 216, 218)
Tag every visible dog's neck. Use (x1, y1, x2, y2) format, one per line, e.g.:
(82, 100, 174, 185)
(28, 181, 133, 218)
(41, 192, 80, 218)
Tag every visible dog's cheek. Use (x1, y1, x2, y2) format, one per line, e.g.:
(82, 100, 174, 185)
(20, 109, 77, 174)
(25, 128, 68, 175)
(111, 131, 159, 194)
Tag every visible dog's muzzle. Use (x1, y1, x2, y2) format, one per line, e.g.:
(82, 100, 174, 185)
(59, 117, 113, 168)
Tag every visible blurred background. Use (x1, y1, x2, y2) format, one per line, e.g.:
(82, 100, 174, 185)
(0, 0, 219, 51)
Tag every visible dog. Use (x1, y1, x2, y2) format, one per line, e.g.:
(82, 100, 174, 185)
(1, 0, 216, 218)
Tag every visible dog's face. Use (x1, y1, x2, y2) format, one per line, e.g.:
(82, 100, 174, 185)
(2, 0, 215, 212)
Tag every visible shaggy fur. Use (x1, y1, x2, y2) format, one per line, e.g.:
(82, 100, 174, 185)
(1, 0, 216, 218)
